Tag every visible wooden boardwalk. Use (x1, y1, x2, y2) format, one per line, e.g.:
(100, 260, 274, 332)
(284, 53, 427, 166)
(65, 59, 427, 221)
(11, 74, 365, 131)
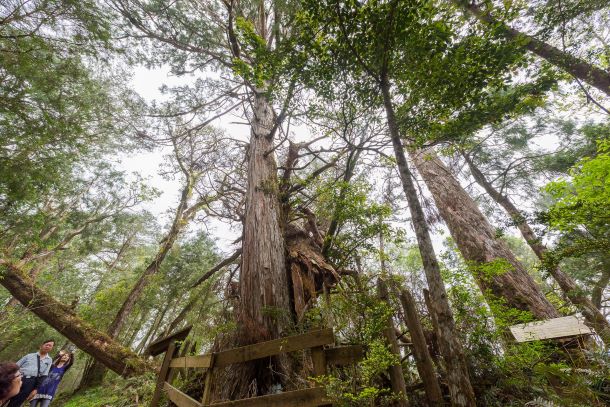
(148, 327, 363, 407)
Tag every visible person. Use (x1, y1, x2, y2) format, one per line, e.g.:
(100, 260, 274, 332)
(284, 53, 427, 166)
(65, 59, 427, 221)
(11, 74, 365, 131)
(29, 351, 73, 407)
(7, 340, 54, 407)
(0, 363, 21, 406)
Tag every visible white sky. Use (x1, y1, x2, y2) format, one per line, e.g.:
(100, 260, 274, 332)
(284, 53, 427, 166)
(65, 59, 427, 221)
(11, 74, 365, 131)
(122, 65, 247, 251)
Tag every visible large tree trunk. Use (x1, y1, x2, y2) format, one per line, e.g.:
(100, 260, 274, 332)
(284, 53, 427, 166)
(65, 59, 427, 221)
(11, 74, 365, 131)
(454, 0, 610, 96)
(240, 91, 292, 339)
(216, 91, 294, 400)
(463, 153, 610, 344)
(398, 289, 444, 407)
(0, 263, 148, 376)
(412, 149, 559, 320)
(380, 77, 476, 407)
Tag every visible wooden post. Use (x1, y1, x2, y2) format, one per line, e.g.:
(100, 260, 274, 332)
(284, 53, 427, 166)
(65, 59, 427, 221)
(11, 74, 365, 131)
(201, 353, 216, 406)
(167, 339, 190, 384)
(151, 341, 177, 407)
(311, 346, 331, 407)
(378, 279, 410, 407)
(311, 346, 327, 376)
(399, 288, 443, 406)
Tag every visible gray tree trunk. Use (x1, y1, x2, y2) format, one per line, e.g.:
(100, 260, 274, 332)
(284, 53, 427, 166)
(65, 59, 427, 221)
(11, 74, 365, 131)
(378, 278, 410, 407)
(399, 288, 444, 407)
(381, 77, 476, 407)
(412, 149, 559, 320)
(463, 153, 610, 344)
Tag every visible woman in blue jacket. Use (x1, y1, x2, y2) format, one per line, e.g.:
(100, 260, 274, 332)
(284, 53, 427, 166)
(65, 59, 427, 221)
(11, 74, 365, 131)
(29, 351, 73, 407)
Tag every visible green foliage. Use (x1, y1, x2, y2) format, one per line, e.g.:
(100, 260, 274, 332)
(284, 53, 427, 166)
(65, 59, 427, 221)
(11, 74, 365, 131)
(304, 272, 405, 406)
(440, 241, 608, 406)
(542, 139, 610, 269)
(544, 139, 610, 234)
(55, 372, 156, 407)
(313, 177, 395, 266)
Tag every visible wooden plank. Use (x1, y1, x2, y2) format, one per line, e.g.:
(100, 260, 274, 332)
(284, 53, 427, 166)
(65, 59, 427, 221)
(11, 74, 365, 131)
(151, 341, 176, 407)
(311, 346, 327, 376)
(208, 387, 329, 407)
(325, 345, 365, 366)
(510, 315, 593, 342)
(147, 325, 192, 356)
(170, 354, 213, 369)
(213, 329, 334, 368)
(164, 382, 203, 407)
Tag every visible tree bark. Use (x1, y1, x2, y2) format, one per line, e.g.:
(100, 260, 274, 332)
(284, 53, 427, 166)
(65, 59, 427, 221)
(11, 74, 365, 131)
(463, 153, 610, 344)
(454, 0, 610, 96)
(592, 261, 610, 311)
(377, 279, 410, 407)
(79, 359, 107, 390)
(412, 149, 559, 320)
(398, 289, 444, 407)
(217, 90, 294, 400)
(240, 91, 292, 339)
(380, 77, 476, 407)
(0, 263, 148, 376)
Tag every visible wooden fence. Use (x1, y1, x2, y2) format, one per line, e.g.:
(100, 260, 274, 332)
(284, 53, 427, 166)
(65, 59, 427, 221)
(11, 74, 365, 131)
(147, 327, 364, 407)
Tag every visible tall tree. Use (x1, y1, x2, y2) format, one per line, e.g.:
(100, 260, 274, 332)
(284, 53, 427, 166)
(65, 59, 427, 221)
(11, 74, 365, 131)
(412, 149, 559, 320)
(462, 150, 610, 343)
(107, 125, 225, 338)
(108, 0, 318, 398)
(300, 1, 480, 404)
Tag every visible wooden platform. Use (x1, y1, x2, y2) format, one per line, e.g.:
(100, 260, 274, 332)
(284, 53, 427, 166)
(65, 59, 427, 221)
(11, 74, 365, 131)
(510, 315, 593, 342)
(148, 328, 364, 407)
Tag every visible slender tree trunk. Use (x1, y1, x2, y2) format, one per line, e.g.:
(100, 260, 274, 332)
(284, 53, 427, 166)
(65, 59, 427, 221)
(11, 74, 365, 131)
(422, 289, 444, 373)
(322, 148, 361, 257)
(380, 77, 476, 407)
(79, 359, 107, 390)
(78, 236, 140, 389)
(126, 309, 149, 348)
(592, 261, 610, 310)
(165, 286, 213, 336)
(463, 153, 610, 344)
(134, 304, 171, 355)
(107, 181, 195, 339)
(398, 289, 444, 407)
(377, 217, 409, 406)
(412, 149, 559, 320)
(454, 0, 610, 96)
(377, 280, 409, 406)
(0, 263, 148, 376)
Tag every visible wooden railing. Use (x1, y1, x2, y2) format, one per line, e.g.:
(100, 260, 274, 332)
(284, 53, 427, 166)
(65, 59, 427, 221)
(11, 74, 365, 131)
(148, 328, 364, 407)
